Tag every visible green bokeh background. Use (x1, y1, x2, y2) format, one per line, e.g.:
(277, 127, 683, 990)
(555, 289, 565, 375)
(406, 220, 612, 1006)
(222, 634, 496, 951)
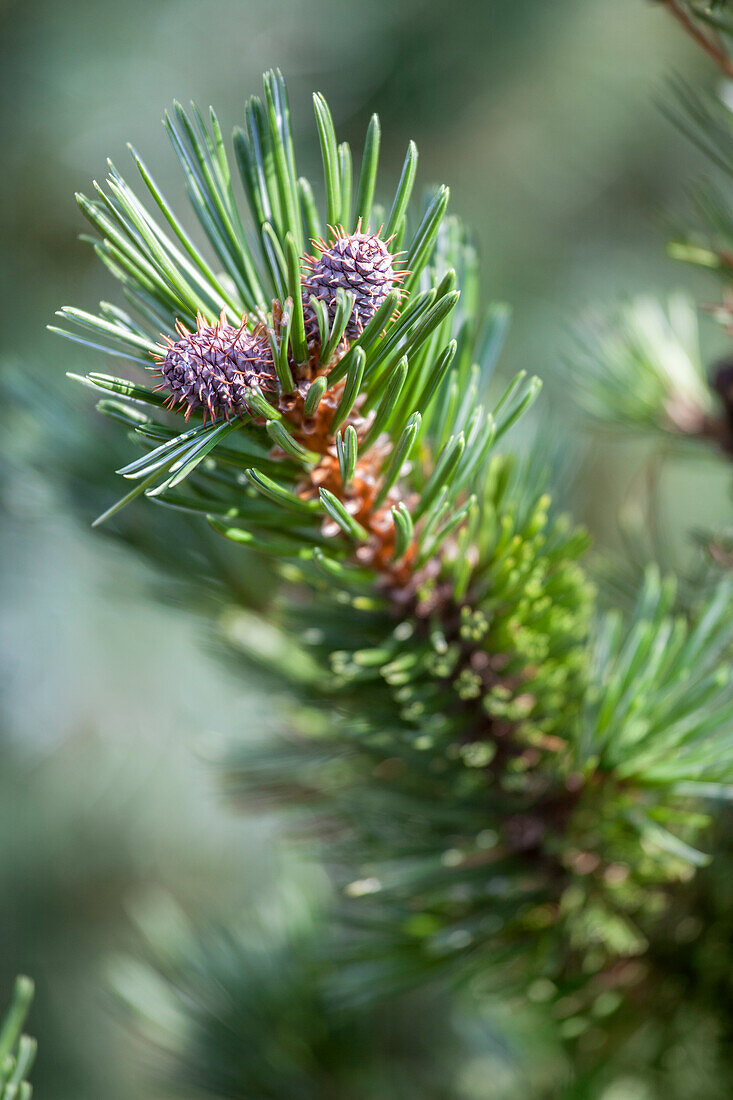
(0, 1, 724, 1095)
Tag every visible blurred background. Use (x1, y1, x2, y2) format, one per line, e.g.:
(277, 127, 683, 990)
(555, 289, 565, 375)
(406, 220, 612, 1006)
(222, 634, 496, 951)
(0, 0, 726, 1096)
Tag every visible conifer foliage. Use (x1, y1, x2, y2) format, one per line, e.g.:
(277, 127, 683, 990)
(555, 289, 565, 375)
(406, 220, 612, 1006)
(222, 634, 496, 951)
(576, 1, 733, 559)
(0, 978, 36, 1100)
(55, 59, 733, 1093)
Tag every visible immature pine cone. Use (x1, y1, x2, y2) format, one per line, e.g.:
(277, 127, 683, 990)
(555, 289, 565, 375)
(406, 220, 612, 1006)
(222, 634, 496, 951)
(303, 224, 405, 340)
(154, 311, 276, 422)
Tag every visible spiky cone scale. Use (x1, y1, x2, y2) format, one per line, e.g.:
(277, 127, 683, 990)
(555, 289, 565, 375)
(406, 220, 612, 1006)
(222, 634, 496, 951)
(303, 227, 405, 339)
(300, 294, 326, 353)
(154, 311, 277, 422)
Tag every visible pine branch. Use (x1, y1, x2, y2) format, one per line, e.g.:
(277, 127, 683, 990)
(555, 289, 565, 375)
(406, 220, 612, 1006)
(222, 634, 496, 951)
(569, 62, 733, 463)
(56, 70, 733, 1033)
(660, 0, 733, 78)
(568, 294, 720, 442)
(109, 884, 540, 1099)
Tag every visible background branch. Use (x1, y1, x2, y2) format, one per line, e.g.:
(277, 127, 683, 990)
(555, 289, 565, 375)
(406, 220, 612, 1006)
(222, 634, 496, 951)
(664, 0, 733, 78)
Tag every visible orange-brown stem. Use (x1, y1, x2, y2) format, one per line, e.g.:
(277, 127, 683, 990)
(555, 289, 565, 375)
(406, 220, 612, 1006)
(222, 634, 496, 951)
(663, 0, 733, 78)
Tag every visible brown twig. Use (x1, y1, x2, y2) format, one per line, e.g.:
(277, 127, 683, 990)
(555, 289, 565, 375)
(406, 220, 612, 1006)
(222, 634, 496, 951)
(663, 0, 733, 79)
